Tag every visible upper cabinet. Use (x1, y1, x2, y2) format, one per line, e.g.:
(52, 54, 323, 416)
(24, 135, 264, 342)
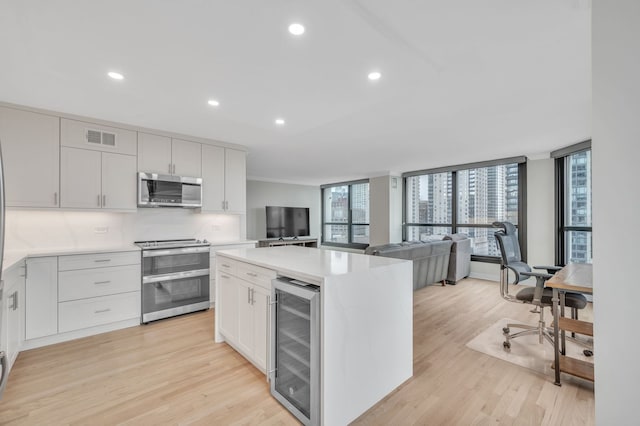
(0, 107, 60, 208)
(61, 118, 137, 156)
(60, 147, 137, 211)
(138, 133, 201, 177)
(202, 146, 246, 214)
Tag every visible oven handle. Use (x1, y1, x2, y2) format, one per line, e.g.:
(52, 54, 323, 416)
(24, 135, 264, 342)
(142, 246, 210, 257)
(142, 268, 210, 284)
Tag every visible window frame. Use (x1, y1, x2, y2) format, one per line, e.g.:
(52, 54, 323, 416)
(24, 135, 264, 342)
(402, 157, 527, 263)
(553, 140, 592, 265)
(321, 179, 370, 250)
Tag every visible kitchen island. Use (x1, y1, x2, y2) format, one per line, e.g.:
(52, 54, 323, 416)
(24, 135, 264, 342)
(214, 246, 413, 426)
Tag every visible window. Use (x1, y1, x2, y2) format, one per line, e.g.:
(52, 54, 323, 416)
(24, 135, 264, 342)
(321, 180, 370, 248)
(553, 141, 592, 265)
(403, 157, 526, 262)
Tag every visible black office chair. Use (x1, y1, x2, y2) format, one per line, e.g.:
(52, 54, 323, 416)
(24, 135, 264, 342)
(492, 222, 587, 350)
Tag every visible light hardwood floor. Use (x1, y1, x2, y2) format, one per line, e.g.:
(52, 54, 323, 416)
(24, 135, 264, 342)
(0, 279, 594, 425)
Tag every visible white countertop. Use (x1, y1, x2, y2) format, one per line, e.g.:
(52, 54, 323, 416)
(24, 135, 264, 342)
(2, 240, 257, 273)
(217, 245, 409, 283)
(2, 244, 141, 273)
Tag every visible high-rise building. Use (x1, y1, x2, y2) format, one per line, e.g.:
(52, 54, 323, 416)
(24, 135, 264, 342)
(567, 151, 592, 263)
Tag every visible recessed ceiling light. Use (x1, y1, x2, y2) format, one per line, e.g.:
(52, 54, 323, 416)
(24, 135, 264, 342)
(107, 71, 124, 80)
(288, 23, 305, 36)
(207, 99, 220, 107)
(368, 71, 382, 81)
(275, 118, 285, 126)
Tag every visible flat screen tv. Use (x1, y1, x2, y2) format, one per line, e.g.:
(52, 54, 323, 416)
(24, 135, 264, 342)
(266, 206, 310, 238)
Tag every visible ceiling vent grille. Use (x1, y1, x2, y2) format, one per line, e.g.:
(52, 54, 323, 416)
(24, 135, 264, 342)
(86, 129, 117, 147)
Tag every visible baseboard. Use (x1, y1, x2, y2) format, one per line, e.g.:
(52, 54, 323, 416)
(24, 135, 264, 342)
(469, 271, 499, 282)
(22, 318, 141, 351)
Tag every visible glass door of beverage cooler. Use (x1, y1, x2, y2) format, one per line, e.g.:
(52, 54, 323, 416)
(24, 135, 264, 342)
(270, 278, 320, 426)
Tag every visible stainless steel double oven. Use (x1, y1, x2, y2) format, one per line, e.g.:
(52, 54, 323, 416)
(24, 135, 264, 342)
(137, 239, 210, 323)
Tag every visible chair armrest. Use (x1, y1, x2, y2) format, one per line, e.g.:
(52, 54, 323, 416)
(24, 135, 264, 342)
(533, 265, 562, 274)
(521, 271, 553, 280)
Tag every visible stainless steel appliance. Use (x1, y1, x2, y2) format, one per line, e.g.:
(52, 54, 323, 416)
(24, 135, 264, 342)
(138, 172, 202, 208)
(0, 140, 7, 400)
(136, 239, 210, 323)
(270, 277, 320, 426)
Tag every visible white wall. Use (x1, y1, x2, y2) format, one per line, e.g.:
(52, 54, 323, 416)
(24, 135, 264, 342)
(246, 180, 320, 240)
(5, 209, 243, 251)
(593, 1, 640, 423)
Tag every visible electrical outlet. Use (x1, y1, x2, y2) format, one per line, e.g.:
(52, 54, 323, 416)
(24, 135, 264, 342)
(94, 226, 109, 234)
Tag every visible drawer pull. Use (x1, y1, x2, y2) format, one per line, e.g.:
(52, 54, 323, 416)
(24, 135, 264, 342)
(94, 308, 111, 314)
(246, 272, 258, 277)
(220, 275, 230, 279)
(221, 264, 230, 268)
(94, 259, 111, 263)
(94, 280, 111, 285)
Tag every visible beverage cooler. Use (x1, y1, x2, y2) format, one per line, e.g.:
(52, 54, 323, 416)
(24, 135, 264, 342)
(270, 277, 320, 426)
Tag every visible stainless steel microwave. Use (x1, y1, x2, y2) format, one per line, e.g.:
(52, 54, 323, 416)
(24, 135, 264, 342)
(138, 172, 202, 208)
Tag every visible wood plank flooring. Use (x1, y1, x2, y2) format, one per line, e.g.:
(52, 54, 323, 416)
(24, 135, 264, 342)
(0, 279, 594, 425)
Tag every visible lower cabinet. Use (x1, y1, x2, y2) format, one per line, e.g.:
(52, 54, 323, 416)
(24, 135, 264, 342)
(3, 262, 25, 371)
(216, 256, 274, 372)
(59, 292, 141, 333)
(22, 251, 141, 349)
(25, 257, 58, 340)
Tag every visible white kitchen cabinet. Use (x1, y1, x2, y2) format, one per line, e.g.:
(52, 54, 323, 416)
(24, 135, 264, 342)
(60, 147, 101, 208)
(209, 243, 257, 307)
(216, 255, 274, 372)
(3, 262, 25, 371)
(60, 147, 136, 211)
(25, 257, 58, 340)
(101, 152, 137, 210)
(137, 133, 201, 177)
(172, 139, 201, 177)
(0, 107, 60, 208)
(201, 146, 246, 214)
(57, 251, 141, 334)
(137, 132, 172, 174)
(58, 292, 140, 333)
(218, 273, 238, 343)
(61, 118, 137, 156)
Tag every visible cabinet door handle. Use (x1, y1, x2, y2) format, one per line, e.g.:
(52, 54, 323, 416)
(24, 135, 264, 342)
(10, 291, 18, 311)
(247, 287, 251, 304)
(221, 200, 225, 210)
(221, 264, 230, 268)
(173, 164, 176, 174)
(103, 195, 106, 207)
(97, 194, 101, 207)
(94, 308, 111, 314)
(54, 192, 58, 206)
(220, 274, 230, 279)
(246, 272, 258, 278)
(169, 163, 172, 174)
(94, 259, 111, 263)
(94, 280, 111, 285)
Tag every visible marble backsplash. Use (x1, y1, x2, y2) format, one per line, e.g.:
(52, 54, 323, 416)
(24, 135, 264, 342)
(5, 208, 244, 251)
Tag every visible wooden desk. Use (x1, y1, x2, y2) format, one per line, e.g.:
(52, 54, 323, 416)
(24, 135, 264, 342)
(546, 263, 593, 385)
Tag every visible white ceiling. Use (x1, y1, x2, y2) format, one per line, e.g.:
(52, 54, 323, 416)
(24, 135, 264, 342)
(0, 0, 591, 186)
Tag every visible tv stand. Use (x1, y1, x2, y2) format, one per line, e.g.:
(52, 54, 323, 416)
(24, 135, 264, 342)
(258, 237, 318, 248)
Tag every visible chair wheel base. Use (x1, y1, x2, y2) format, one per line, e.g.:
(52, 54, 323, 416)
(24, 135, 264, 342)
(583, 349, 593, 357)
(503, 341, 511, 350)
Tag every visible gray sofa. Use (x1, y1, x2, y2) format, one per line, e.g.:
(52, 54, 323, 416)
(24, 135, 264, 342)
(444, 234, 471, 284)
(365, 240, 453, 290)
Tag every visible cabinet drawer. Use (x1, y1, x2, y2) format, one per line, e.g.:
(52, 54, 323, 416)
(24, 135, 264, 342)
(59, 251, 140, 271)
(59, 292, 140, 333)
(236, 262, 276, 290)
(59, 264, 141, 302)
(217, 257, 238, 276)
